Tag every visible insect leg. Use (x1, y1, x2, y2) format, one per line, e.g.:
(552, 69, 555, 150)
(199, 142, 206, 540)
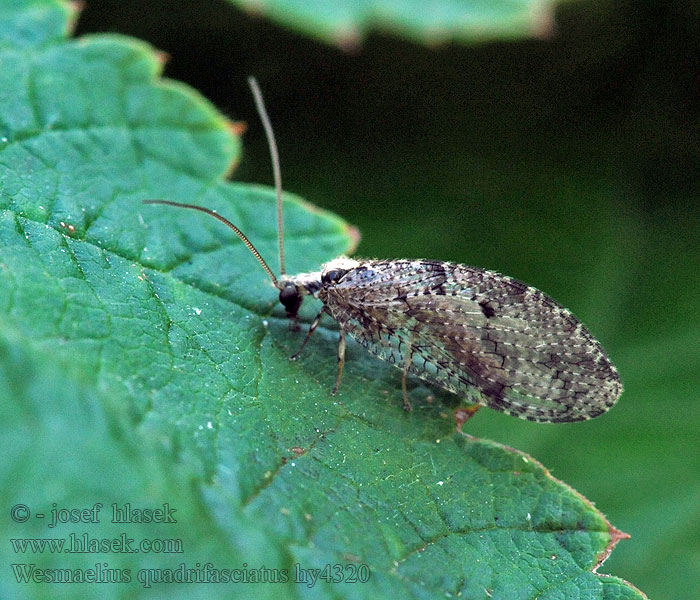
(290, 306, 330, 360)
(331, 329, 346, 395)
(401, 349, 413, 412)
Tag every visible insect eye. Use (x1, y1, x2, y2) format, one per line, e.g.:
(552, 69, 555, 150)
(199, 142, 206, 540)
(279, 283, 302, 318)
(322, 269, 347, 285)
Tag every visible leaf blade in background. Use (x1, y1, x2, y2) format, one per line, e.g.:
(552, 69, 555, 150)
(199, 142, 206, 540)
(228, 0, 558, 46)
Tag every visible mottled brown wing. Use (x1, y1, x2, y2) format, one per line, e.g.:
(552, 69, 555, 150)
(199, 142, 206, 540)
(322, 260, 622, 422)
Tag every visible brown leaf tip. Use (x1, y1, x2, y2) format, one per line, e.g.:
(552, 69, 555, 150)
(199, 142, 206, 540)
(594, 523, 631, 571)
(344, 224, 361, 255)
(229, 120, 248, 137)
(530, 0, 557, 40)
(154, 50, 170, 66)
(333, 27, 363, 53)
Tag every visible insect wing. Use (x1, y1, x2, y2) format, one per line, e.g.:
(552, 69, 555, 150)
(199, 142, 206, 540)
(323, 260, 621, 422)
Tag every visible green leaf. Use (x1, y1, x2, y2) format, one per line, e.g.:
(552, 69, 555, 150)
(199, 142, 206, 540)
(0, 0, 73, 49)
(0, 324, 290, 600)
(228, 0, 558, 47)
(0, 2, 645, 599)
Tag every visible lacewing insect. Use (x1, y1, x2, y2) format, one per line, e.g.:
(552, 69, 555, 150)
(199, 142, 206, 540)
(144, 78, 622, 423)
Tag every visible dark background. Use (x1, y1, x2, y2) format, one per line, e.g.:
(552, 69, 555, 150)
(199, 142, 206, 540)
(77, 1, 700, 598)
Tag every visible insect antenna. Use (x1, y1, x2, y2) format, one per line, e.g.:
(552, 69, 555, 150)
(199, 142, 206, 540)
(142, 78, 289, 286)
(141, 199, 278, 285)
(247, 76, 286, 276)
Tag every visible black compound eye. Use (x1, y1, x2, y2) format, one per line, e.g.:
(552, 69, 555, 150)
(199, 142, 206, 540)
(279, 283, 302, 318)
(321, 268, 347, 286)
